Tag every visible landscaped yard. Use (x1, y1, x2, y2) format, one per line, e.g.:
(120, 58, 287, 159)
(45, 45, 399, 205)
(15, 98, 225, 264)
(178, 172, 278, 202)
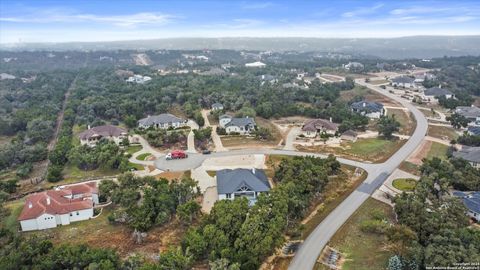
(392, 178, 417, 191)
(220, 117, 282, 148)
(126, 144, 143, 154)
(128, 162, 145, 171)
(136, 152, 152, 161)
(427, 125, 459, 141)
(315, 198, 395, 270)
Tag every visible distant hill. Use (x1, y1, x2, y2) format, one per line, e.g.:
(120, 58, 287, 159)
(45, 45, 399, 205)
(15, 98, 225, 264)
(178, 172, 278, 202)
(1, 36, 479, 59)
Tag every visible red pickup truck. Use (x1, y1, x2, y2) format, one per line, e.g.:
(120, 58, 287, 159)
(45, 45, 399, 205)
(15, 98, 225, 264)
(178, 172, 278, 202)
(165, 150, 188, 160)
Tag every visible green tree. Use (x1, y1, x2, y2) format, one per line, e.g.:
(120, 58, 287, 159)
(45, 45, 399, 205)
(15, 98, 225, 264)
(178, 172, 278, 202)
(378, 115, 400, 139)
(446, 113, 469, 129)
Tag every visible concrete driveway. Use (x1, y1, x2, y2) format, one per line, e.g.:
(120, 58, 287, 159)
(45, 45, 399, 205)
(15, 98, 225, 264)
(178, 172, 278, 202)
(201, 109, 227, 152)
(283, 126, 301, 150)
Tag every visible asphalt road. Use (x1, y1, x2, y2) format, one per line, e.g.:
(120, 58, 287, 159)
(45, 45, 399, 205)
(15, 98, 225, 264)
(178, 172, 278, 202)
(287, 79, 428, 270)
(152, 78, 428, 270)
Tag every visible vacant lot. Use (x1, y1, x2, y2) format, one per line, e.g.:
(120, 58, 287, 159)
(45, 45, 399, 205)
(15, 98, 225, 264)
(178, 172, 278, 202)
(387, 108, 415, 135)
(427, 125, 458, 141)
(426, 141, 448, 160)
(340, 85, 400, 107)
(297, 138, 405, 163)
(316, 198, 395, 270)
(25, 205, 188, 260)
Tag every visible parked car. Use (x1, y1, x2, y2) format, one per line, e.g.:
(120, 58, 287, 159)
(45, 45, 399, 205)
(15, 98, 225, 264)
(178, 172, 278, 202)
(202, 149, 211, 155)
(165, 150, 188, 160)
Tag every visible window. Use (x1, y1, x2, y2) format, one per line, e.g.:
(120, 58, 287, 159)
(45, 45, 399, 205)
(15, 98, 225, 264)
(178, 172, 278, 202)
(70, 213, 73, 216)
(226, 193, 231, 199)
(76, 211, 79, 215)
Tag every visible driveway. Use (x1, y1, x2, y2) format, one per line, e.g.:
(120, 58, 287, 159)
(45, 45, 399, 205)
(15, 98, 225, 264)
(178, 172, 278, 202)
(283, 126, 300, 150)
(201, 109, 227, 152)
(187, 120, 199, 153)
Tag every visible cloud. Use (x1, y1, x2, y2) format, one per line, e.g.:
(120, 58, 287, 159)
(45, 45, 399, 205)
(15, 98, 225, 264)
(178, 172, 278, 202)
(0, 9, 176, 27)
(342, 3, 384, 18)
(241, 2, 274, 10)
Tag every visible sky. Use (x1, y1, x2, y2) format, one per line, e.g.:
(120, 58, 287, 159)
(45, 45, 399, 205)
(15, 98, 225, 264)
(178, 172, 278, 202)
(0, 0, 479, 43)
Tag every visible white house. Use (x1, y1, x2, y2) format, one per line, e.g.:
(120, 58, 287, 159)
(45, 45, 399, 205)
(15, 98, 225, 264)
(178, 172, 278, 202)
(391, 76, 416, 88)
(216, 168, 271, 205)
(455, 106, 480, 127)
(343, 62, 364, 71)
(219, 115, 256, 135)
(126, 74, 152, 84)
(245, 61, 266, 68)
(138, 113, 187, 129)
(211, 102, 224, 111)
(422, 87, 455, 103)
(18, 182, 98, 231)
(301, 118, 339, 137)
(350, 101, 385, 119)
(78, 125, 128, 147)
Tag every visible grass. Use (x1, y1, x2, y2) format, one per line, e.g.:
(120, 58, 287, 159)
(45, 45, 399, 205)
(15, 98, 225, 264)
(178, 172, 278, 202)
(128, 162, 145, 171)
(387, 109, 415, 135)
(426, 142, 448, 160)
(206, 170, 216, 177)
(136, 153, 152, 161)
(427, 125, 459, 141)
(126, 145, 143, 154)
(399, 161, 420, 176)
(1, 199, 25, 232)
(316, 198, 395, 270)
(392, 178, 417, 191)
(48, 164, 119, 189)
(419, 108, 437, 118)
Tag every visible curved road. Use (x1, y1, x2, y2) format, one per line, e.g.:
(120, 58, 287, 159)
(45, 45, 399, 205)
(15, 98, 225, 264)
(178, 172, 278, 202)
(288, 79, 428, 270)
(149, 78, 428, 270)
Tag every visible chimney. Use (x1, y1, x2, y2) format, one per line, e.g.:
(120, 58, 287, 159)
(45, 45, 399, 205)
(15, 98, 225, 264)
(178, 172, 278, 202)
(87, 125, 91, 130)
(252, 168, 256, 174)
(438, 84, 442, 88)
(46, 196, 51, 205)
(363, 102, 366, 107)
(28, 201, 32, 209)
(329, 117, 333, 123)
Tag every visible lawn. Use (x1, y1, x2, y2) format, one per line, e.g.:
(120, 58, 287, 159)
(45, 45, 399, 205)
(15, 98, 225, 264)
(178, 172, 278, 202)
(387, 108, 415, 135)
(48, 164, 119, 189)
(136, 153, 152, 161)
(126, 144, 143, 155)
(1, 199, 25, 232)
(426, 142, 448, 159)
(427, 125, 459, 141)
(345, 138, 404, 162)
(392, 178, 417, 191)
(128, 162, 145, 171)
(316, 198, 395, 270)
(206, 170, 216, 177)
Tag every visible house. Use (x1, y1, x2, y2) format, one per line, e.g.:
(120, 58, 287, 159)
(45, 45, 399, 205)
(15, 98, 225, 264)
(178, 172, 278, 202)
(467, 126, 480, 136)
(301, 118, 339, 137)
(211, 103, 224, 111)
(219, 115, 256, 134)
(452, 191, 480, 222)
(18, 182, 98, 231)
(391, 76, 416, 88)
(245, 61, 266, 68)
(341, 130, 358, 142)
(258, 74, 277, 85)
(78, 125, 128, 147)
(351, 101, 385, 119)
(414, 73, 436, 83)
(216, 168, 271, 205)
(138, 113, 187, 129)
(455, 106, 480, 126)
(343, 62, 364, 71)
(423, 87, 454, 102)
(0, 73, 16, 80)
(126, 74, 152, 84)
(453, 146, 480, 168)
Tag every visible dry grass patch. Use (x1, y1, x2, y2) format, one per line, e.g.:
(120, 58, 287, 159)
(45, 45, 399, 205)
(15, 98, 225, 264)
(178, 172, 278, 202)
(427, 125, 459, 141)
(387, 108, 415, 135)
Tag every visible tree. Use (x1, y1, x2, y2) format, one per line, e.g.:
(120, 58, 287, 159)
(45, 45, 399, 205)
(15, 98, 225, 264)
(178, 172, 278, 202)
(177, 200, 201, 224)
(46, 165, 63, 182)
(378, 115, 400, 139)
(153, 247, 194, 270)
(388, 255, 403, 270)
(446, 113, 469, 129)
(124, 115, 137, 128)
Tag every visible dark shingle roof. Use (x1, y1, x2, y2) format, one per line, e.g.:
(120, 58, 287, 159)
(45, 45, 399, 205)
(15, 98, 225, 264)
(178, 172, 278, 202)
(138, 113, 184, 126)
(391, 76, 415, 84)
(453, 191, 480, 214)
(467, 126, 480, 136)
(456, 106, 480, 119)
(351, 101, 384, 113)
(453, 146, 480, 163)
(216, 169, 271, 194)
(424, 87, 453, 97)
(78, 125, 127, 140)
(225, 117, 256, 127)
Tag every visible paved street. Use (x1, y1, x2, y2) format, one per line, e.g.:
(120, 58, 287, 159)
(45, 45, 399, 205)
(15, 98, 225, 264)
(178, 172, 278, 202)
(287, 79, 428, 270)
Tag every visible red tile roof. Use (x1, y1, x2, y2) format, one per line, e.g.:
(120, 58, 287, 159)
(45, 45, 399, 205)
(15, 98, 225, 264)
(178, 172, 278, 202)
(18, 183, 97, 221)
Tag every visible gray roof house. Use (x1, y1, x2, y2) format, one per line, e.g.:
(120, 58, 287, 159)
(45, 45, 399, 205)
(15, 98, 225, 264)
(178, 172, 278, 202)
(78, 125, 128, 147)
(138, 113, 187, 129)
(351, 101, 385, 118)
(453, 146, 480, 168)
(424, 87, 454, 98)
(455, 106, 480, 125)
(391, 76, 415, 85)
(220, 116, 256, 134)
(211, 102, 224, 111)
(467, 126, 480, 136)
(216, 168, 271, 205)
(452, 191, 480, 221)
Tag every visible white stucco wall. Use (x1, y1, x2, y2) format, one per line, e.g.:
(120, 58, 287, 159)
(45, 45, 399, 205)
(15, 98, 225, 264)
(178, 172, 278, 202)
(68, 208, 94, 223)
(20, 219, 39, 232)
(36, 213, 57, 230)
(219, 118, 231, 128)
